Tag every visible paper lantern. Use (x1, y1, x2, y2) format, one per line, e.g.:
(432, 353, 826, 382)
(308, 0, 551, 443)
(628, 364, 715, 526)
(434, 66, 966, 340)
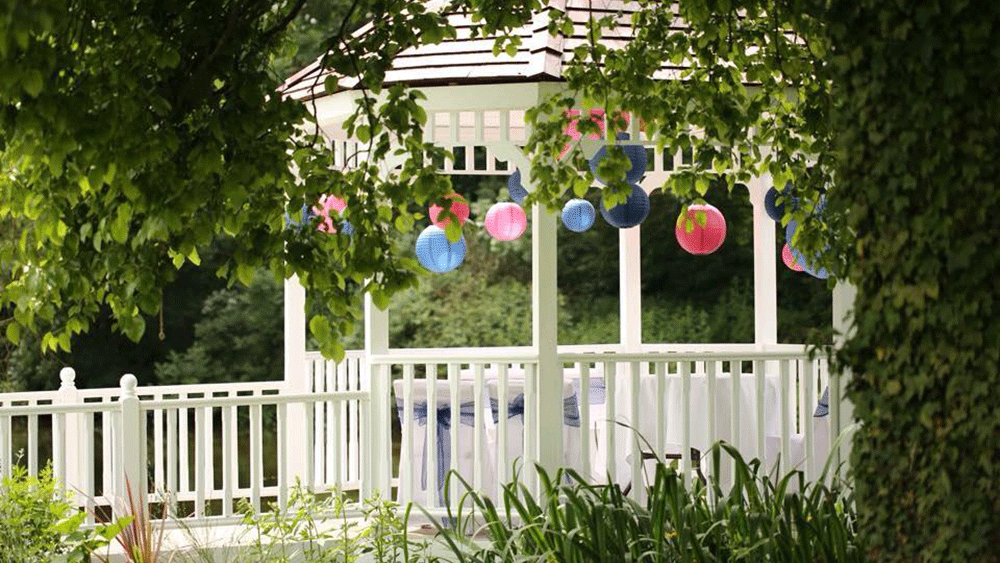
(675, 203, 726, 255)
(428, 194, 470, 228)
(559, 109, 607, 159)
(600, 184, 650, 229)
(785, 220, 829, 279)
(507, 169, 528, 204)
(782, 244, 804, 272)
(764, 183, 795, 222)
(562, 199, 596, 232)
(415, 226, 466, 273)
(284, 204, 312, 229)
(589, 133, 647, 185)
(485, 202, 527, 241)
(314, 195, 349, 233)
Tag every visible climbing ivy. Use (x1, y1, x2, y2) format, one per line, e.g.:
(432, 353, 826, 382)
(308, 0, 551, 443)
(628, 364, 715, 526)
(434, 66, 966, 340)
(826, 1, 1000, 560)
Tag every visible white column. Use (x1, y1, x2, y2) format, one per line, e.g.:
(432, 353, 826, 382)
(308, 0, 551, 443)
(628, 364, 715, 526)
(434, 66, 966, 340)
(831, 281, 858, 473)
(619, 225, 643, 350)
(749, 176, 778, 347)
(283, 275, 311, 489)
(57, 368, 85, 505)
(117, 374, 146, 510)
(532, 203, 562, 477)
(364, 292, 390, 498)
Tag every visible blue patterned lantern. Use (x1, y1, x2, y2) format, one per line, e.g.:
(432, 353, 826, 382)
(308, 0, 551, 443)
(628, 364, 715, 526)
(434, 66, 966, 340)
(284, 204, 312, 229)
(562, 199, 596, 232)
(785, 220, 829, 279)
(600, 184, 649, 229)
(589, 133, 647, 185)
(415, 225, 466, 273)
(764, 183, 795, 222)
(507, 169, 528, 204)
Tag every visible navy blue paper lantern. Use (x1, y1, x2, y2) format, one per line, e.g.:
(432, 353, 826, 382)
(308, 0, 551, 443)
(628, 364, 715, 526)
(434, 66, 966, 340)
(415, 225, 466, 273)
(600, 184, 650, 229)
(562, 199, 596, 232)
(589, 133, 647, 185)
(785, 220, 829, 279)
(507, 169, 528, 204)
(764, 183, 796, 222)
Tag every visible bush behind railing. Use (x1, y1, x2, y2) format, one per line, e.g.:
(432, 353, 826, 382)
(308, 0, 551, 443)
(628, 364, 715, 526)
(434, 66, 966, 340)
(428, 442, 861, 563)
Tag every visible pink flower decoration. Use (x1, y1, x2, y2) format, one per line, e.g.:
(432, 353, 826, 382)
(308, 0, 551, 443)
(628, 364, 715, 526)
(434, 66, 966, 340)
(314, 195, 347, 233)
(429, 194, 470, 228)
(675, 204, 727, 255)
(484, 202, 527, 241)
(782, 243, 805, 271)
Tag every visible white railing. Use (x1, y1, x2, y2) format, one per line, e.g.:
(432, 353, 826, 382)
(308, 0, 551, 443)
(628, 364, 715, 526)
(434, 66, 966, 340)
(0, 367, 369, 525)
(378, 345, 839, 510)
(0, 345, 842, 524)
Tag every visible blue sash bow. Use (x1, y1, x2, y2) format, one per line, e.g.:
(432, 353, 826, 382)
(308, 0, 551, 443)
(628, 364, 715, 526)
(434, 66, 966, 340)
(395, 400, 476, 504)
(489, 394, 581, 427)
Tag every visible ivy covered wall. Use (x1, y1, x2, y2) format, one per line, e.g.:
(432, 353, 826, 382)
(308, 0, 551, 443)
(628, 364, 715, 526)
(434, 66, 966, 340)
(827, 1, 1000, 560)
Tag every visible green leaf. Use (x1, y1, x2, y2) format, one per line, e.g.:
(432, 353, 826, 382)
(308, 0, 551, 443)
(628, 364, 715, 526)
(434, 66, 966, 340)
(22, 70, 43, 97)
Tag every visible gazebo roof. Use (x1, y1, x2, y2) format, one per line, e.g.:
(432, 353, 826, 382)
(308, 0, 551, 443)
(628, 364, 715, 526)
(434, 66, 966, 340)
(280, 0, 684, 101)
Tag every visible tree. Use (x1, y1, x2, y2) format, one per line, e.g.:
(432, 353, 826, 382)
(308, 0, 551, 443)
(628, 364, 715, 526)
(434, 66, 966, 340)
(2, 0, 997, 559)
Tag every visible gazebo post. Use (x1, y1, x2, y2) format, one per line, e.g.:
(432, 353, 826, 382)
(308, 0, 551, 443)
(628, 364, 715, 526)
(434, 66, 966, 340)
(831, 281, 857, 476)
(619, 224, 643, 351)
(532, 197, 563, 481)
(749, 174, 778, 347)
(363, 292, 391, 498)
(283, 275, 313, 489)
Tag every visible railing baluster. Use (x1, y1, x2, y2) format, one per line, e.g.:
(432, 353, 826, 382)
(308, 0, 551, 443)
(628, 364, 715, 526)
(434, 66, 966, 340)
(153, 405, 164, 494)
(53, 413, 65, 486)
(27, 414, 38, 476)
(803, 360, 816, 482)
(314, 361, 325, 485)
(629, 361, 641, 500)
(497, 363, 508, 499)
(706, 360, 718, 484)
(426, 363, 439, 507)
(277, 402, 288, 510)
(204, 406, 214, 499)
(194, 407, 205, 518)
(754, 359, 766, 470)
(1, 413, 11, 477)
(656, 361, 666, 461)
(337, 360, 348, 484)
(104, 409, 115, 501)
(82, 413, 95, 524)
(325, 360, 336, 487)
(681, 361, 692, 486)
(179, 404, 189, 494)
(473, 363, 485, 493)
(250, 403, 262, 512)
(524, 363, 537, 495)
(447, 363, 460, 506)
(780, 359, 792, 477)
(348, 358, 359, 485)
(400, 364, 414, 503)
(731, 360, 741, 479)
(604, 361, 616, 484)
(222, 404, 234, 517)
(579, 362, 591, 482)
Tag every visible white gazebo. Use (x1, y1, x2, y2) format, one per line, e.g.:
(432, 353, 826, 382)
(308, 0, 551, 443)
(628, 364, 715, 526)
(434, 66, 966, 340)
(279, 0, 856, 511)
(0, 0, 854, 530)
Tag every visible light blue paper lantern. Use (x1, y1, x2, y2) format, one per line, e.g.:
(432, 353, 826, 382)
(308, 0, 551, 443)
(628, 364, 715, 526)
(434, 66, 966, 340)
(785, 220, 829, 279)
(562, 199, 596, 232)
(415, 225, 466, 273)
(600, 183, 649, 229)
(507, 169, 528, 204)
(589, 133, 647, 185)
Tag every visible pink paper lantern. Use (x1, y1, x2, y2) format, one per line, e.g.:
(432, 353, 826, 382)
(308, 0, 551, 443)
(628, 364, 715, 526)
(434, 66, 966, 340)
(675, 204, 727, 255)
(314, 195, 348, 233)
(428, 194, 470, 228)
(782, 244, 805, 271)
(484, 202, 527, 241)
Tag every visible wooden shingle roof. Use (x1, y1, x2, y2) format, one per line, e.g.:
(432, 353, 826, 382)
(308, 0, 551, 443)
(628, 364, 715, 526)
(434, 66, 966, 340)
(280, 0, 683, 101)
